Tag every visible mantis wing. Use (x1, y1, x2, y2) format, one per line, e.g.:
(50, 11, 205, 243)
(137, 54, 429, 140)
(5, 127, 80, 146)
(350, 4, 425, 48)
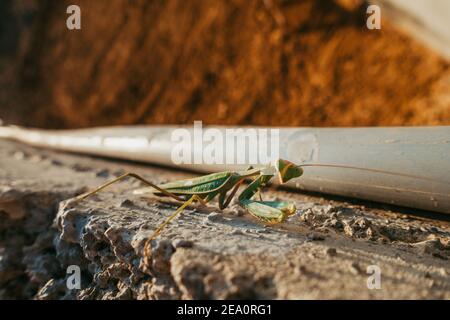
(133, 172, 233, 196)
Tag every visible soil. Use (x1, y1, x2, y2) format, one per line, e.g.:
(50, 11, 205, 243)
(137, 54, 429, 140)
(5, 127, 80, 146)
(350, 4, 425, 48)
(0, 0, 449, 128)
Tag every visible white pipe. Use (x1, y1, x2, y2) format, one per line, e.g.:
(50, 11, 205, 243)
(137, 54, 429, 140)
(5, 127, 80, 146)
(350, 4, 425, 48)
(1, 125, 449, 214)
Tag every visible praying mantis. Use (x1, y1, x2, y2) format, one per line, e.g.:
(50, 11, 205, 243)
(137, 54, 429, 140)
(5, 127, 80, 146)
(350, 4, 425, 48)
(72, 159, 304, 241)
(70, 158, 446, 246)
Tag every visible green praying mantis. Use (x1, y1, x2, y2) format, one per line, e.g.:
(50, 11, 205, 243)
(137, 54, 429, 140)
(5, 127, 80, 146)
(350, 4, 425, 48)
(71, 158, 444, 244)
(72, 159, 304, 241)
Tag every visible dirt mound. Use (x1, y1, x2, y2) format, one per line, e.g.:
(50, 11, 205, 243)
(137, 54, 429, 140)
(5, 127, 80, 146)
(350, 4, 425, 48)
(1, 0, 449, 128)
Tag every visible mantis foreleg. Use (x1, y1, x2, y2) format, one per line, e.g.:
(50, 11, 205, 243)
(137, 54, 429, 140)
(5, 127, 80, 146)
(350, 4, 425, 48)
(238, 174, 272, 202)
(238, 174, 296, 224)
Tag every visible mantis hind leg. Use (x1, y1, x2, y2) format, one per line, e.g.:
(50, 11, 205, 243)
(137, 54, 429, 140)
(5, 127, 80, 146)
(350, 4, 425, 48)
(72, 172, 186, 203)
(144, 195, 206, 255)
(70, 173, 214, 255)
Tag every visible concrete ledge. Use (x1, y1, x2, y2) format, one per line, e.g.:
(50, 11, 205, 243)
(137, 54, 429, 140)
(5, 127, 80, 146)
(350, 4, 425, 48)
(1, 139, 450, 299)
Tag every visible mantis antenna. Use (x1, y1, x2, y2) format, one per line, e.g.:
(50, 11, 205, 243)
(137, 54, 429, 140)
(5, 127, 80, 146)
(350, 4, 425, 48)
(296, 163, 450, 186)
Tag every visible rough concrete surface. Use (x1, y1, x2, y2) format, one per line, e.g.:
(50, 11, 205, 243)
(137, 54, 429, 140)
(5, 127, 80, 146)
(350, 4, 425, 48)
(1, 139, 450, 299)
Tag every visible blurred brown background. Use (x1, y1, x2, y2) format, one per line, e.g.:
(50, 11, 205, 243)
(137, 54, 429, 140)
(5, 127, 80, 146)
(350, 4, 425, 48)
(0, 0, 449, 128)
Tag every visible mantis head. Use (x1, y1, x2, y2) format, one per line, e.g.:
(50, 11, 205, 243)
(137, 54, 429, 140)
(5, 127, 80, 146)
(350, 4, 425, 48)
(276, 159, 303, 184)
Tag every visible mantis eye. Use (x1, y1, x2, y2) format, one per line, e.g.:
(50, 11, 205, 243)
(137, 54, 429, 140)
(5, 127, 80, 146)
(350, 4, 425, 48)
(277, 159, 303, 183)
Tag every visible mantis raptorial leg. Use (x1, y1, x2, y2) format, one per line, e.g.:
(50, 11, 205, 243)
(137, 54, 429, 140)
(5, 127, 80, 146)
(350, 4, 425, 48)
(218, 174, 265, 210)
